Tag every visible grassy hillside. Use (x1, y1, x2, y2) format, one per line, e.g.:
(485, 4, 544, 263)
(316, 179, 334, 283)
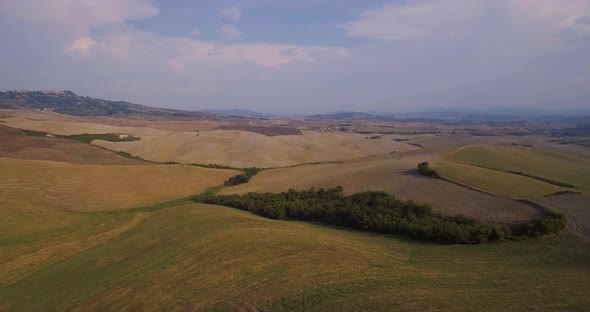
(436, 145, 590, 237)
(1, 201, 589, 311)
(95, 130, 415, 168)
(435, 159, 565, 198)
(445, 146, 590, 191)
(0, 124, 145, 165)
(0, 90, 208, 118)
(0, 158, 237, 211)
(1, 114, 588, 310)
(2, 117, 167, 136)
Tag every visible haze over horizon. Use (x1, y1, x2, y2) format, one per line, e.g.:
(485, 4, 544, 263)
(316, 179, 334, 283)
(1, 0, 589, 114)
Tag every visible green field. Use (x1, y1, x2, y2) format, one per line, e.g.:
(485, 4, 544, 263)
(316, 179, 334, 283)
(443, 146, 590, 192)
(435, 159, 566, 198)
(1, 199, 589, 311)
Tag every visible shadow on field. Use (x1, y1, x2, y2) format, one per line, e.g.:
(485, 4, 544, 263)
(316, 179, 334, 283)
(304, 220, 439, 246)
(398, 168, 423, 176)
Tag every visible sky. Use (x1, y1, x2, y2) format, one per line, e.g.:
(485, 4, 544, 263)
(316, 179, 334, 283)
(0, 0, 589, 114)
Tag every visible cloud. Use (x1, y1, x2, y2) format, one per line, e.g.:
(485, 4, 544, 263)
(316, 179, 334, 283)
(220, 5, 241, 22)
(66, 37, 97, 57)
(219, 24, 242, 40)
(63, 28, 346, 69)
(1, 0, 159, 38)
(342, 0, 486, 41)
(342, 0, 590, 41)
(1, 0, 589, 113)
(1, 0, 345, 68)
(507, 0, 590, 38)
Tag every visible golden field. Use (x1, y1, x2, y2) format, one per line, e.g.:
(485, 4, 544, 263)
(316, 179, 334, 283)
(0, 157, 237, 211)
(2, 115, 419, 167)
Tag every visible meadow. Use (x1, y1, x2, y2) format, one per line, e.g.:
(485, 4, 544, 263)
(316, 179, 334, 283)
(442, 145, 590, 191)
(1, 200, 589, 311)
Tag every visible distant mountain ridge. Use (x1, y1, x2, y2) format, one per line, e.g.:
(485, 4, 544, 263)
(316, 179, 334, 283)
(3, 90, 587, 127)
(307, 112, 445, 123)
(0, 90, 208, 119)
(307, 109, 590, 127)
(200, 108, 274, 117)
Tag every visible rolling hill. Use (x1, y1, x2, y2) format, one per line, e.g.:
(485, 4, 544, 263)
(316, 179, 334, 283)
(1, 200, 589, 310)
(0, 90, 208, 118)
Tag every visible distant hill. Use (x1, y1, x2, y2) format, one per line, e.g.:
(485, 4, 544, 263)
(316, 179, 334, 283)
(201, 108, 274, 118)
(307, 111, 445, 123)
(307, 109, 590, 128)
(307, 112, 375, 120)
(0, 90, 208, 119)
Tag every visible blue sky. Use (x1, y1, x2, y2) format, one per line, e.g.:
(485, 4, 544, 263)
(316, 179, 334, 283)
(1, 0, 589, 113)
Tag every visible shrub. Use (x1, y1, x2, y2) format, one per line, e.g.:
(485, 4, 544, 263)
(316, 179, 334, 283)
(417, 162, 438, 177)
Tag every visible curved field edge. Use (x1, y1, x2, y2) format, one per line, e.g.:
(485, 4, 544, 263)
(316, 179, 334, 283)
(443, 145, 590, 191)
(1, 201, 589, 311)
(536, 193, 590, 239)
(434, 146, 590, 238)
(434, 159, 566, 198)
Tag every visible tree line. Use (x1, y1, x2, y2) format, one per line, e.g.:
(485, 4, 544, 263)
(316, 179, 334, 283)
(21, 129, 140, 143)
(224, 167, 260, 186)
(195, 187, 565, 244)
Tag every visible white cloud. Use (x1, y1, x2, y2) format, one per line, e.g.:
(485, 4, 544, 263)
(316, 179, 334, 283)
(66, 37, 96, 57)
(1, 0, 589, 113)
(214, 43, 348, 67)
(220, 5, 241, 21)
(219, 24, 242, 40)
(507, 0, 590, 37)
(1, 0, 345, 68)
(343, 0, 590, 41)
(1, 0, 159, 37)
(342, 0, 486, 41)
(65, 28, 346, 69)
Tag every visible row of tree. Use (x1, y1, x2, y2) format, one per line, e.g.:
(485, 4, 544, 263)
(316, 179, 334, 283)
(224, 167, 260, 186)
(195, 187, 565, 244)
